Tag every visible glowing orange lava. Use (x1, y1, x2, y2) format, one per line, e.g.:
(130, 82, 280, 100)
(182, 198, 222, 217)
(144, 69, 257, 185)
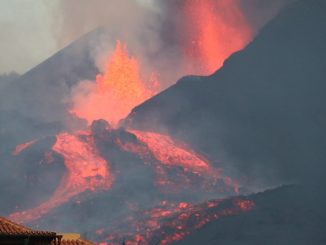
(180, 0, 252, 75)
(9, 131, 112, 224)
(130, 130, 210, 171)
(121, 130, 239, 193)
(97, 198, 255, 245)
(12, 139, 37, 155)
(52, 132, 112, 192)
(71, 40, 159, 127)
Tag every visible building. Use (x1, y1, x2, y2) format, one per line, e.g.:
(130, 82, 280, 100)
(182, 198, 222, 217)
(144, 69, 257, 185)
(53, 234, 95, 245)
(0, 217, 94, 245)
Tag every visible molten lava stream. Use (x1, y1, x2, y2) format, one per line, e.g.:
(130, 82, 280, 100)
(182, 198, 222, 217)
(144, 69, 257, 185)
(123, 130, 239, 192)
(129, 130, 211, 172)
(9, 131, 113, 224)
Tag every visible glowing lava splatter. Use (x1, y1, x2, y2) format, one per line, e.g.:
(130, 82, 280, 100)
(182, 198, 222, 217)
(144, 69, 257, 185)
(71, 40, 159, 127)
(180, 0, 252, 75)
(12, 139, 37, 155)
(9, 131, 112, 224)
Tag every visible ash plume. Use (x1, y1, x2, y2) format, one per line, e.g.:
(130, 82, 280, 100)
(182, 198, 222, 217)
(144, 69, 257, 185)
(52, 0, 296, 88)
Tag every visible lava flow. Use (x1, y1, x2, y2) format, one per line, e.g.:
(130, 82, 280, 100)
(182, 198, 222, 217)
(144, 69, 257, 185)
(121, 130, 239, 193)
(9, 131, 112, 224)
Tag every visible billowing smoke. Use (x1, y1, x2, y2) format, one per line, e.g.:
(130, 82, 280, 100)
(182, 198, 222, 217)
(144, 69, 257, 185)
(53, 0, 160, 49)
(64, 0, 252, 130)
(52, 0, 297, 131)
(52, 0, 180, 86)
(0, 0, 294, 144)
(53, 0, 295, 87)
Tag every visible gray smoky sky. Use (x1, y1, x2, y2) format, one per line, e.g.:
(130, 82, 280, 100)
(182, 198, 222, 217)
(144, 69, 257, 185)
(0, 0, 57, 74)
(0, 0, 157, 74)
(0, 0, 294, 75)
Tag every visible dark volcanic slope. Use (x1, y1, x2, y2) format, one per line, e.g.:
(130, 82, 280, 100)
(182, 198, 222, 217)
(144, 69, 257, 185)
(0, 29, 103, 151)
(0, 29, 104, 211)
(125, 0, 326, 187)
(175, 185, 326, 245)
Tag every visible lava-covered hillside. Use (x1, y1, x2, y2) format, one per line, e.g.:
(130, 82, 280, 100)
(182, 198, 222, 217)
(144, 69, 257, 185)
(1, 0, 325, 244)
(7, 120, 242, 244)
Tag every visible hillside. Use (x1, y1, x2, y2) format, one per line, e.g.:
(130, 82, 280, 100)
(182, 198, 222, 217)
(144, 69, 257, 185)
(175, 185, 326, 245)
(125, 0, 326, 188)
(0, 28, 102, 152)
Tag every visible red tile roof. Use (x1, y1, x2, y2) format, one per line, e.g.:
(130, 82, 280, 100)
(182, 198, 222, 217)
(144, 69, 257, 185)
(0, 217, 95, 244)
(0, 217, 56, 237)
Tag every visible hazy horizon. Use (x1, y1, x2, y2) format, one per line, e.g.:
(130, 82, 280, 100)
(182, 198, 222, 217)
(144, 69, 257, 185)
(0, 0, 156, 74)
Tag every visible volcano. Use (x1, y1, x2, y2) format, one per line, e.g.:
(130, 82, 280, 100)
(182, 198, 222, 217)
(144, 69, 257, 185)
(1, 0, 326, 244)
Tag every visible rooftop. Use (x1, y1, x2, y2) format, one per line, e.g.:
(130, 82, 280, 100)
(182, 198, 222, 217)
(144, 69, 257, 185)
(0, 217, 56, 237)
(0, 217, 95, 245)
